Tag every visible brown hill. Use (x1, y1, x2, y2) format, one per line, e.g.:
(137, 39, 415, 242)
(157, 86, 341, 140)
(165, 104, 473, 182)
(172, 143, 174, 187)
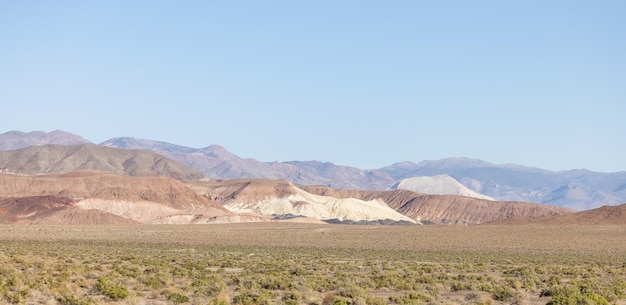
(0, 196, 137, 225)
(0, 171, 240, 224)
(302, 185, 573, 225)
(190, 179, 298, 202)
(0, 144, 203, 180)
(0, 171, 223, 209)
(486, 203, 626, 225)
(0, 195, 74, 224)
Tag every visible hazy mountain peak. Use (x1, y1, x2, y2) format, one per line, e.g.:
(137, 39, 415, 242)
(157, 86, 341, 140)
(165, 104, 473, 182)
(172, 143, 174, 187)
(416, 157, 494, 169)
(389, 161, 418, 168)
(197, 145, 237, 159)
(0, 130, 91, 150)
(100, 137, 197, 154)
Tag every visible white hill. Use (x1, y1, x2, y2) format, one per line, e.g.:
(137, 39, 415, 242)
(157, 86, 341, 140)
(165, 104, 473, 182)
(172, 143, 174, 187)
(392, 175, 494, 201)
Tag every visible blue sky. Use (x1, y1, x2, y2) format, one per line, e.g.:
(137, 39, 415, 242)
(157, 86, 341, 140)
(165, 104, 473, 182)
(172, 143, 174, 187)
(1, 1, 625, 172)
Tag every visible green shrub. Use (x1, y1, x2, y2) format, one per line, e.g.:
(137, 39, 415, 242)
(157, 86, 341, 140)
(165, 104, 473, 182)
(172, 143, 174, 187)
(56, 294, 95, 305)
(450, 281, 472, 291)
(167, 291, 190, 304)
(546, 293, 610, 305)
(492, 286, 516, 302)
(233, 291, 272, 305)
(94, 277, 129, 300)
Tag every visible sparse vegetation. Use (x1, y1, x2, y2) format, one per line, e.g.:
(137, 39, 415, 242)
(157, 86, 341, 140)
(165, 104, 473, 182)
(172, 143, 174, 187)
(0, 224, 624, 305)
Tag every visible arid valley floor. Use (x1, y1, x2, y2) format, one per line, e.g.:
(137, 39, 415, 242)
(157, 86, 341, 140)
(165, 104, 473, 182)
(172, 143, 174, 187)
(1, 223, 625, 305)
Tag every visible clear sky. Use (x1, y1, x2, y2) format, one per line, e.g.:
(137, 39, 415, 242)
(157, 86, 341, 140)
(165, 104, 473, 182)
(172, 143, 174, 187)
(1, 1, 625, 172)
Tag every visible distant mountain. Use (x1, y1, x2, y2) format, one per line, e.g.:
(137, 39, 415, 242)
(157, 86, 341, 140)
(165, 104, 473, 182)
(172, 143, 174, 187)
(380, 158, 626, 210)
(281, 161, 394, 190)
(0, 130, 91, 150)
(101, 137, 286, 179)
(101, 137, 394, 189)
(4, 131, 626, 211)
(0, 144, 204, 180)
(302, 186, 573, 225)
(392, 175, 494, 200)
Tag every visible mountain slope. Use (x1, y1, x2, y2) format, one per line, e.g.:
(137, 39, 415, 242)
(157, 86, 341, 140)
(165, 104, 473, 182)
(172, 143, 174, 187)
(190, 179, 416, 224)
(0, 196, 138, 225)
(302, 186, 573, 225)
(392, 175, 494, 200)
(102, 137, 286, 179)
(0, 171, 248, 224)
(0, 144, 204, 180)
(0, 130, 91, 150)
(0, 171, 224, 209)
(102, 137, 394, 189)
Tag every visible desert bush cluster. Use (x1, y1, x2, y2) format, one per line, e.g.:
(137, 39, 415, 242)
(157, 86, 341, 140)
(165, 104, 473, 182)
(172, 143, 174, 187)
(0, 224, 624, 305)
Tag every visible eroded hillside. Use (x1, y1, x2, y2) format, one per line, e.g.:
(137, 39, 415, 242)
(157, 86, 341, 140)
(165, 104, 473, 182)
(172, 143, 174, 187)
(303, 185, 573, 224)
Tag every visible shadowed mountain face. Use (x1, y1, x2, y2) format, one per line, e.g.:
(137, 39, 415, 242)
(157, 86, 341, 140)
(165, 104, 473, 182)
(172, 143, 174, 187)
(0, 144, 204, 180)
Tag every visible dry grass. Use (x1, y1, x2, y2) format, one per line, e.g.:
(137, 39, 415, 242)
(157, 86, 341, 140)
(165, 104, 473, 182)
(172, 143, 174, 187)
(1, 223, 625, 305)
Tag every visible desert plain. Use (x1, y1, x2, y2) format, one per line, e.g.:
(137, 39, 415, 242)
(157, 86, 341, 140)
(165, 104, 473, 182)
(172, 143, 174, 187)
(1, 223, 625, 305)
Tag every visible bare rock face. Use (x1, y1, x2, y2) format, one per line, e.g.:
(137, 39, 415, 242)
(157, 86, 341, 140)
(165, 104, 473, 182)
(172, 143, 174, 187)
(192, 179, 416, 224)
(0, 144, 204, 180)
(302, 186, 573, 225)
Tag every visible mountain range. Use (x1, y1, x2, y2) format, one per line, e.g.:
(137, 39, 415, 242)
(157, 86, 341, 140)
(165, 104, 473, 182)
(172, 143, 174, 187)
(0, 169, 572, 225)
(2, 130, 626, 211)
